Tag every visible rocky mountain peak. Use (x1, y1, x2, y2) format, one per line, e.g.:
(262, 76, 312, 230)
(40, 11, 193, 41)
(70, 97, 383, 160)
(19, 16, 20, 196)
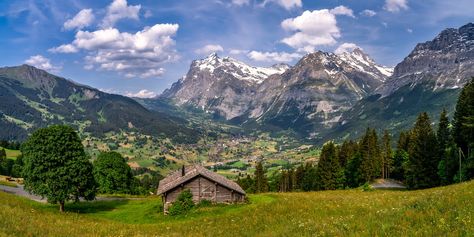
(379, 22, 474, 96)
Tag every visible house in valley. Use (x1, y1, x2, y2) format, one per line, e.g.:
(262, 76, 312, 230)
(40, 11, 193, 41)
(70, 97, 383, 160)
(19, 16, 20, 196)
(157, 165, 246, 213)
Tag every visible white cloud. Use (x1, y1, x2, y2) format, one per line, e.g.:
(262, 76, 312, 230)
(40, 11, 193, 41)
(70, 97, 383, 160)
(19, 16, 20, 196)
(262, 0, 302, 10)
(144, 9, 152, 18)
(229, 49, 249, 55)
(232, 0, 250, 6)
(52, 24, 179, 78)
(101, 0, 141, 28)
(407, 28, 413, 33)
(247, 51, 301, 63)
(329, 5, 355, 18)
(63, 9, 94, 31)
(281, 9, 340, 52)
(125, 68, 165, 79)
(384, 0, 408, 12)
(25, 55, 61, 73)
(125, 89, 157, 98)
(49, 44, 78, 53)
(195, 44, 224, 55)
(360, 9, 376, 17)
(334, 43, 360, 54)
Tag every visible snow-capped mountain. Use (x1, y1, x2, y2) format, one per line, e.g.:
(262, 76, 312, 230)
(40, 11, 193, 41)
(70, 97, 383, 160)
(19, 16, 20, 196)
(245, 48, 392, 138)
(334, 22, 474, 141)
(161, 53, 289, 119)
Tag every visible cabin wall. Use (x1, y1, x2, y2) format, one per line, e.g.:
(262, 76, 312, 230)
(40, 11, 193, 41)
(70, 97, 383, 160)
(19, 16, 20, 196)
(164, 175, 244, 205)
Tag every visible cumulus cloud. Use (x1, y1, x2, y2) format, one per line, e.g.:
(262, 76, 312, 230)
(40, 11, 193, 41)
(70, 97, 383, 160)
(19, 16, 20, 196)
(101, 0, 141, 28)
(232, 0, 250, 6)
(384, 0, 408, 12)
(195, 44, 224, 55)
(125, 89, 157, 98)
(360, 9, 376, 17)
(247, 51, 301, 63)
(63, 9, 95, 31)
(25, 55, 62, 73)
(329, 5, 355, 18)
(334, 43, 361, 54)
(281, 9, 340, 52)
(51, 24, 179, 78)
(262, 0, 302, 10)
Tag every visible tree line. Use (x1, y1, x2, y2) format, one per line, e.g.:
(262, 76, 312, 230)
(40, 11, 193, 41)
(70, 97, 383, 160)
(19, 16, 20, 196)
(239, 78, 474, 193)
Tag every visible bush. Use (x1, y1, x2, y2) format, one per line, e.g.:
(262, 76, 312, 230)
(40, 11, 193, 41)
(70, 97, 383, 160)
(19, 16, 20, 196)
(168, 189, 194, 216)
(196, 199, 212, 208)
(362, 182, 374, 192)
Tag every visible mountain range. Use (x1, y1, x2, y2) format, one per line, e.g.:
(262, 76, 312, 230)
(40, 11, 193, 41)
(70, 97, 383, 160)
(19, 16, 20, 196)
(0, 65, 198, 143)
(1, 23, 473, 144)
(150, 22, 474, 141)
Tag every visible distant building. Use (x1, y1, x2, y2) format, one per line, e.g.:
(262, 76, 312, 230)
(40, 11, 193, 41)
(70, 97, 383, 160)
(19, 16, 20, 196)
(157, 165, 246, 213)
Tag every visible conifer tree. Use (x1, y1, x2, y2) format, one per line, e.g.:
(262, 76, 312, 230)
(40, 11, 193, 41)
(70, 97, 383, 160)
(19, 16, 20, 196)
(254, 161, 268, 193)
(436, 109, 459, 185)
(316, 141, 344, 190)
(453, 78, 474, 180)
(406, 112, 440, 189)
(301, 163, 318, 191)
(392, 131, 410, 181)
(358, 128, 381, 182)
(381, 130, 393, 179)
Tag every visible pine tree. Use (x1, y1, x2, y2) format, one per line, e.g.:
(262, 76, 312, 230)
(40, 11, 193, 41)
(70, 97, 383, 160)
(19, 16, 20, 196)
(453, 78, 474, 180)
(381, 130, 393, 179)
(358, 128, 381, 183)
(436, 109, 459, 185)
(254, 161, 268, 193)
(301, 163, 318, 191)
(392, 131, 410, 181)
(345, 152, 363, 187)
(316, 141, 344, 190)
(406, 112, 440, 189)
(453, 78, 474, 156)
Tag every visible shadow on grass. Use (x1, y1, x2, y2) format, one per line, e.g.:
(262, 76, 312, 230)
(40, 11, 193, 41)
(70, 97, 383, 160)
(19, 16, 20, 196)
(65, 200, 130, 214)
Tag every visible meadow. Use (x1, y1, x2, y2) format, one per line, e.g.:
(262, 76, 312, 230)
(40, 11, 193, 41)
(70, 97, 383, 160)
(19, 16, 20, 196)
(1, 180, 473, 236)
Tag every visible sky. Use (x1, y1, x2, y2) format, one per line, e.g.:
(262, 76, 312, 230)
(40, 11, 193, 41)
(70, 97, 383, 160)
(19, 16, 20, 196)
(0, 0, 473, 98)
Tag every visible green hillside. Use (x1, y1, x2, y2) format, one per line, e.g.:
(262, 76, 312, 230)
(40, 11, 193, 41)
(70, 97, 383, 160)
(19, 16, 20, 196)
(1, 180, 473, 236)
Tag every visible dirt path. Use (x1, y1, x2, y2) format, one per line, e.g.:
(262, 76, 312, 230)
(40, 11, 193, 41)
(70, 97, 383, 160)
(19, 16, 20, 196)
(0, 184, 146, 203)
(371, 179, 407, 189)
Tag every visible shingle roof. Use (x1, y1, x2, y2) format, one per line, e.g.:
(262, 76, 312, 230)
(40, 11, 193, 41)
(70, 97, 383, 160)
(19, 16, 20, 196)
(157, 165, 246, 195)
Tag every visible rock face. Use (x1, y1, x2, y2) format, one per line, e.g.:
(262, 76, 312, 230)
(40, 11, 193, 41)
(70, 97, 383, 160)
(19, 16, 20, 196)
(161, 53, 289, 119)
(378, 23, 474, 96)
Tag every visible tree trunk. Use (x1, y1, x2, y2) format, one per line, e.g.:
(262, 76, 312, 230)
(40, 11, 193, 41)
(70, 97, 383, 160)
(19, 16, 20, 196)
(59, 201, 65, 212)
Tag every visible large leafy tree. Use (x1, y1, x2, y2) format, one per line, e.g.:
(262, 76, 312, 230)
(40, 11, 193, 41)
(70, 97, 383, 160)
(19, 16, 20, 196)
(22, 125, 96, 212)
(406, 112, 440, 189)
(317, 141, 344, 190)
(93, 151, 135, 194)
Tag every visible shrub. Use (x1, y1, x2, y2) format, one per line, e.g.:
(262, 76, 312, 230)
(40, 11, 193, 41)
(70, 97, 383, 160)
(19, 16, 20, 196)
(362, 182, 374, 192)
(168, 189, 194, 216)
(196, 199, 212, 208)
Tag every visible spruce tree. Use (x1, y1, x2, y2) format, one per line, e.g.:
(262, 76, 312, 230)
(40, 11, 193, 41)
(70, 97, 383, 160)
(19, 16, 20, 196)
(316, 141, 344, 190)
(381, 130, 393, 179)
(392, 131, 410, 181)
(406, 112, 440, 189)
(301, 163, 318, 191)
(358, 128, 381, 183)
(254, 161, 268, 193)
(436, 109, 458, 185)
(453, 78, 474, 155)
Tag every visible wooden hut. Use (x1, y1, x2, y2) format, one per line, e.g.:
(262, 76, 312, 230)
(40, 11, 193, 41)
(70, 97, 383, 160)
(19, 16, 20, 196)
(157, 165, 246, 213)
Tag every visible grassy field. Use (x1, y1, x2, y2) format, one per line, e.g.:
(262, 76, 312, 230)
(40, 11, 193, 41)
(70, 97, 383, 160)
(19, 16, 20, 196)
(1, 181, 473, 236)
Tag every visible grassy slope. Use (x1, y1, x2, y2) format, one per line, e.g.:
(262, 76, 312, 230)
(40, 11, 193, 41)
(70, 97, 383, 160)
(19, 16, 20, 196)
(1, 181, 473, 236)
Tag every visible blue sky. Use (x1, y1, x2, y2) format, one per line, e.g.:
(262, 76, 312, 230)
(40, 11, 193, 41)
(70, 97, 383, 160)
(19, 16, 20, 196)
(0, 0, 473, 98)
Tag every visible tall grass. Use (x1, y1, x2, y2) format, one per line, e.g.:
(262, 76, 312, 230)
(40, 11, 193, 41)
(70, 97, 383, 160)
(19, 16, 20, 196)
(1, 181, 473, 236)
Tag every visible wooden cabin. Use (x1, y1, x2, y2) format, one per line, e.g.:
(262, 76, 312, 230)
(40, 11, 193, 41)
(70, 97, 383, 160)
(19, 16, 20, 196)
(157, 165, 246, 213)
